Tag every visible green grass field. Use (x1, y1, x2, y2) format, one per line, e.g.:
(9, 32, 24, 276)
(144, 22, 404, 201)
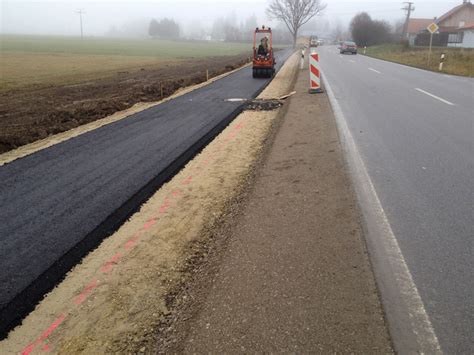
(364, 44, 474, 77)
(0, 35, 251, 90)
(0, 34, 251, 58)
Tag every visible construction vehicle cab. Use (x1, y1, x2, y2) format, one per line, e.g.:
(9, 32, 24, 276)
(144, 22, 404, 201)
(252, 26, 276, 78)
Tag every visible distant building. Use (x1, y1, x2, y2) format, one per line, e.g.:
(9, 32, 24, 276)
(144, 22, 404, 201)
(457, 22, 474, 47)
(407, 1, 474, 47)
(437, 0, 474, 47)
(437, 1, 474, 31)
(406, 18, 433, 45)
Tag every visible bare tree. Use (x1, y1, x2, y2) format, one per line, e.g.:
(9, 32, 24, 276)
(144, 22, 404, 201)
(267, 0, 326, 46)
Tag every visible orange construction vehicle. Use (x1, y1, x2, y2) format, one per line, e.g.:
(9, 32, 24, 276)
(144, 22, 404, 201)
(252, 26, 276, 78)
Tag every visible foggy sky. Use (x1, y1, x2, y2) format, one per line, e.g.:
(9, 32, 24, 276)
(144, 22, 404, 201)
(1, 0, 463, 37)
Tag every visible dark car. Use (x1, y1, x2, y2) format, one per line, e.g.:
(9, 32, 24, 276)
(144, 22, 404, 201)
(340, 41, 357, 54)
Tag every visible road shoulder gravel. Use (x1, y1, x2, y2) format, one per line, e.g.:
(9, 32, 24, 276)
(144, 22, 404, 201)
(158, 56, 394, 353)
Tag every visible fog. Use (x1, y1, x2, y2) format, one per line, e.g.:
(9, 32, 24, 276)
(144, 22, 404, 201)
(1, 0, 463, 38)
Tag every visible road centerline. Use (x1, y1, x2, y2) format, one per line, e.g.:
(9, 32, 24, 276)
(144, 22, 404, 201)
(415, 88, 455, 106)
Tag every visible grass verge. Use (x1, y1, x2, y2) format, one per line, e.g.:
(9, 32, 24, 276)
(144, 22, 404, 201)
(364, 44, 474, 77)
(0, 34, 251, 57)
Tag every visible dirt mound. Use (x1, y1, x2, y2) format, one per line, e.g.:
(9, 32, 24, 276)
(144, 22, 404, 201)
(0, 55, 248, 153)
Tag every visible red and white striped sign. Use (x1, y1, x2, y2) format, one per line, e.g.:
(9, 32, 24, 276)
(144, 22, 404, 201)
(309, 52, 323, 93)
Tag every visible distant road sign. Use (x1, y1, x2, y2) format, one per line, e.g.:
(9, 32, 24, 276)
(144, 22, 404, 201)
(427, 22, 439, 34)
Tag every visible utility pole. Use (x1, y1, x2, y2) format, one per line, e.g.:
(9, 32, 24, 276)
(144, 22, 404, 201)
(402, 2, 415, 40)
(76, 9, 85, 39)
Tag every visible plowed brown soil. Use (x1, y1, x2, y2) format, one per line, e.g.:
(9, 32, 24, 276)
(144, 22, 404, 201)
(0, 55, 248, 153)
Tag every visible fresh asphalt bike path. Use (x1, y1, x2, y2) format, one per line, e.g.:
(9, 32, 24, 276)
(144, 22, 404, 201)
(320, 46, 473, 353)
(0, 49, 293, 337)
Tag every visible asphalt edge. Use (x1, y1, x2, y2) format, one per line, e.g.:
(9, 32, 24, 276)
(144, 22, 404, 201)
(322, 73, 443, 354)
(0, 51, 294, 340)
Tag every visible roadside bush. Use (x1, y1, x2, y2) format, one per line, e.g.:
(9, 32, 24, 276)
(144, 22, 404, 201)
(365, 44, 474, 76)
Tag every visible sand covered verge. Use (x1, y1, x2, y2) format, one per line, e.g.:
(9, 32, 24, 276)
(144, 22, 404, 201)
(1, 51, 298, 354)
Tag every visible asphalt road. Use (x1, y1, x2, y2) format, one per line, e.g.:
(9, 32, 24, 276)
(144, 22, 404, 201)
(0, 49, 292, 336)
(319, 46, 473, 354)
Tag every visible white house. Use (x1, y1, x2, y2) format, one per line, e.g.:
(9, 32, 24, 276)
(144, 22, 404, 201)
(407, 1, 474, 47)
(457, 23, 474, 47)
(406, 18, 433, 45)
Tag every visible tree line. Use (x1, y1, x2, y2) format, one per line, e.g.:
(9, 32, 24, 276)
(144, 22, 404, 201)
(349, 12, 397, 46)
(117, 1, 402, 48)
(142, 1, 332, 46)
(148, 18, 180, 39)
(146, 15, 294, 44)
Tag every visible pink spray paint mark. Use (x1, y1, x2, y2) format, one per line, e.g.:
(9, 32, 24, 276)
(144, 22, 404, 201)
(39, 314, 66, 342)
(124, 232, 141, 251)
(21, 343, 35, 355)
(182, 175, 193, 185)
(22, 314, 67, 355)
(100, 252, 122, 274)
(42, 343, 51, 352)
(171, 189, 182, 197)
(158, 198, 172, 214)
(143, 219, 156, 230)
(74, 279, 98, 305)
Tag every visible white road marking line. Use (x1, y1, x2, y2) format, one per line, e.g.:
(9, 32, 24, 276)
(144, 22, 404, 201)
(368, 68, 381, 74)
(349, 59, 355, 63)
(415, 88, 455, 106)
(322, 73, 442, 354)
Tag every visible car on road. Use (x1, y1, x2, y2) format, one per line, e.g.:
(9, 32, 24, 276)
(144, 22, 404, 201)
(340, 41, 357, 55)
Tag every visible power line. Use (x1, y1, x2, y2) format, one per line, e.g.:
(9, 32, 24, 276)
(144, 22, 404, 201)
(76, 9, 86, 39)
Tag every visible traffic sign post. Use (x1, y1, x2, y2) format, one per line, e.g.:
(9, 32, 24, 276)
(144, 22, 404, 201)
(427, 22, 439, 67)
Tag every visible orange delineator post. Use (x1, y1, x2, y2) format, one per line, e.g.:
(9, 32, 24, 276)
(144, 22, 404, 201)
(309, 52, 323, 94)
